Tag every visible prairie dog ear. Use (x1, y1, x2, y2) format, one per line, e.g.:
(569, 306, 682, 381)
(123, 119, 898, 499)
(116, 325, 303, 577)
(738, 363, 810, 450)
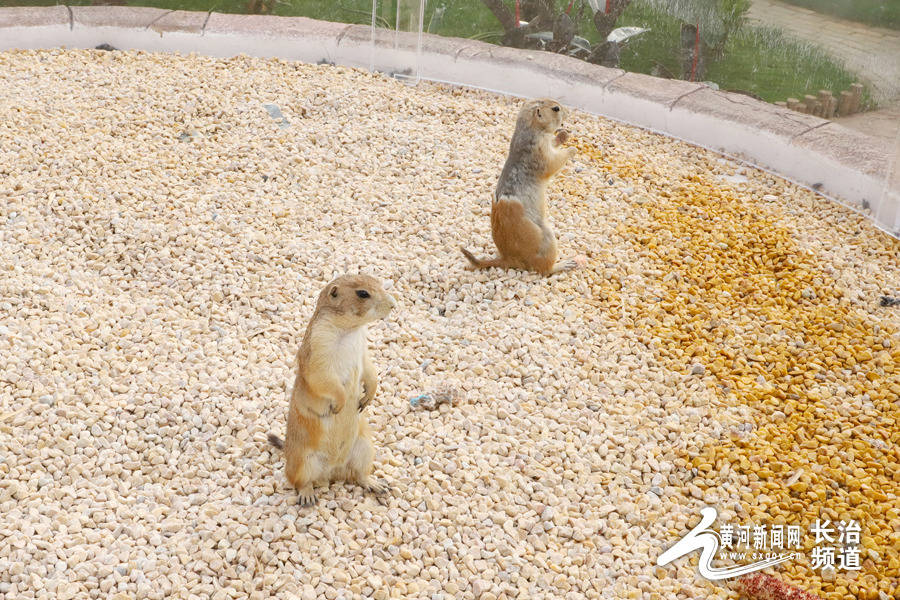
(329, 286, 338, 298)
(535, 106, 543, 121)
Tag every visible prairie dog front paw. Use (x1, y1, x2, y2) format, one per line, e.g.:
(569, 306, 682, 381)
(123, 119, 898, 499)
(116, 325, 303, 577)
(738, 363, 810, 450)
(330, 397, 345, 415)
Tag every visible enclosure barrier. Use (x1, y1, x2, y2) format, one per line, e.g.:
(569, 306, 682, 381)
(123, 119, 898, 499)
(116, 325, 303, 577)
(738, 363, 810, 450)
(1, 5, 898, 239)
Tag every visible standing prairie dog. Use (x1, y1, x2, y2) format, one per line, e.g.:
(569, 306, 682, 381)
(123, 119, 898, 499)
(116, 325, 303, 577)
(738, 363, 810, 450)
(268, 274, 395, 506)
(461, 98, 579, 276)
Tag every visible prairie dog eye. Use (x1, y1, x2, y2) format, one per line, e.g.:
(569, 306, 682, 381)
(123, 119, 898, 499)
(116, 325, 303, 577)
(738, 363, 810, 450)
(552, 106, 560, 112)
(356, 290, 370, 299)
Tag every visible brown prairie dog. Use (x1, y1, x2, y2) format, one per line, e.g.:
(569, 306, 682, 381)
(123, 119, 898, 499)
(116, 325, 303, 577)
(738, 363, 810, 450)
(461, 98, 579, 276)
(268, 274, 395, 506)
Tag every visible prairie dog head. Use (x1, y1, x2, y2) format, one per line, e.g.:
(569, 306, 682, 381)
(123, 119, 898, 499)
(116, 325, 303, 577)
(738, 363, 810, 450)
(519, 98, 567, 133)
(315, 274, 396, 330)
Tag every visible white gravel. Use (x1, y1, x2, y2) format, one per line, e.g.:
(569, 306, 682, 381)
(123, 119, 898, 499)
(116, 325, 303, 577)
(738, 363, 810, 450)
(0, 49, 895, 600)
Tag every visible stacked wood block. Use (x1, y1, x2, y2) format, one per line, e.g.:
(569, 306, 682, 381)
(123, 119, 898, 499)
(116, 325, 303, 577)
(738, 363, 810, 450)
(778, 82, 863, 118)
(818, 90, 836, 118)
(803, 94, 820, 115)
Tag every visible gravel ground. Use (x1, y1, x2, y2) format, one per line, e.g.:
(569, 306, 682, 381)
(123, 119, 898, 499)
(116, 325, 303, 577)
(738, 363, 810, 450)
(0, 49, 897, 600)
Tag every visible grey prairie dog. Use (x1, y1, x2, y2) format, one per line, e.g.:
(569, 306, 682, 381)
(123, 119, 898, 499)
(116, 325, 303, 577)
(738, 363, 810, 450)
(462, 98, 579, 276)
(268, 274, 395, 506)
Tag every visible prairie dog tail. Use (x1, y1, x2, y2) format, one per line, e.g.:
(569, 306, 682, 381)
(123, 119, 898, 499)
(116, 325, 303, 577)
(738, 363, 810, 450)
(461, 247, 506, 269)
(267, 433, 284, 450)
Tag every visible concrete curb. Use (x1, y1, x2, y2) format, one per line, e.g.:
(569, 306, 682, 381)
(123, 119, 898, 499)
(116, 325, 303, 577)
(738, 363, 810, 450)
(1, 6, 897, 235)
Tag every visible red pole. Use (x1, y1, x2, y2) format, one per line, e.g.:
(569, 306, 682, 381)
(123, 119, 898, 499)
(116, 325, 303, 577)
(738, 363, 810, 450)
(515, 0, 520, 26)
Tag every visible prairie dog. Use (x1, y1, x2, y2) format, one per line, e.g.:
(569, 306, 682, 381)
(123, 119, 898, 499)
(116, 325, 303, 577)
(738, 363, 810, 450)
(268, 274, 395, 506)
(461, 98, 578, 275)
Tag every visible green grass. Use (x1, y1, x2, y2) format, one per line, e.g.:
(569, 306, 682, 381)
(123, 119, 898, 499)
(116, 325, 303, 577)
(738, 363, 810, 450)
(615, 1, 862, 103)
(706, 25, 864, 104)
(616, 0, 684, 78)
(0, 0, 868, 105)
(778, 0, 900, 30)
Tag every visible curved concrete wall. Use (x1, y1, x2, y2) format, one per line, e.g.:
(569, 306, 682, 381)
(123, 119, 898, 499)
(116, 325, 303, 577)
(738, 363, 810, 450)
(1, 6, 898, 238)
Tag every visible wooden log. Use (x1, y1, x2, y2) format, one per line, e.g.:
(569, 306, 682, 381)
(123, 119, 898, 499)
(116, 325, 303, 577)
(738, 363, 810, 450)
(849, 82, 863, 114)
(804, 95, 819, 116)
(818, 89, 834, 118)
(786, 97, 801, 111)
(824, 96, 837, 119)
(775, 101, 787, 108)
(838, 90, 853, 116)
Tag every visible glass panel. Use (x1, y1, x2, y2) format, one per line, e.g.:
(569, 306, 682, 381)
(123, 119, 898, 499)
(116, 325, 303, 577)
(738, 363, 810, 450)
(370, 0, 425, 83)
(878, 128, 900, 236)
